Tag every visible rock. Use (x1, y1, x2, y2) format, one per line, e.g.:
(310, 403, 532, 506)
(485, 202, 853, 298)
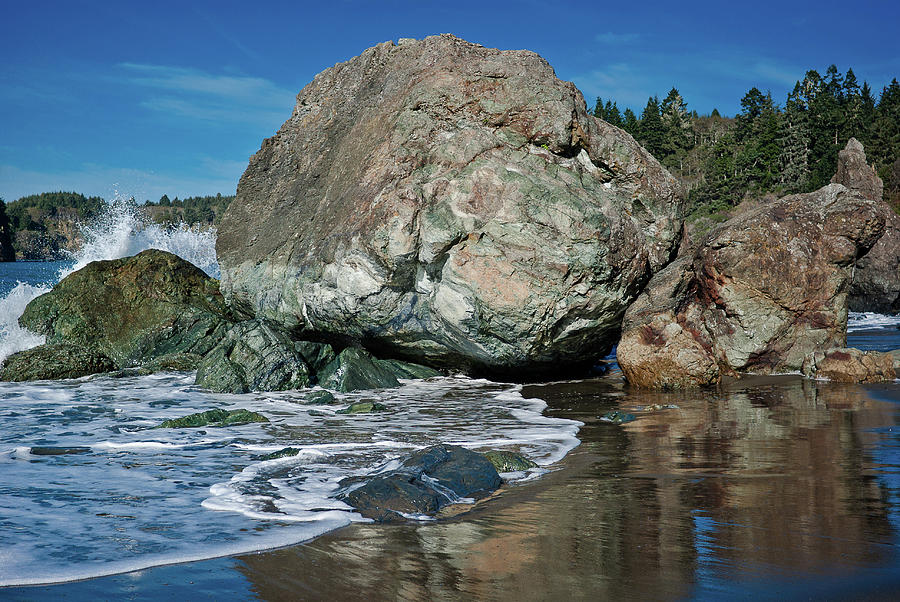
(293, 340, 336, 374)
(0, 343, 116, 381)
(317, 348, 401, 392)
(378, 360, 442, 380)
(142, 352, 203, 372)
(600, 411, 637, 424)
(802, 347, 895, 383)
(157, 408, 269, 429)
(617, 183, 885, 388)
(16, 249, 233, 374)
(482, 450, 538, 472)
(29, 446, 92, 456)
(850, 210, 900, 313)
(194, 320, 311, 393)
(217, 34, 683, 377)
(259, 447, 302, 460)
(335, 400, 388, 414)
(832, 138, 900, 313)
(832, 138, 884, 202)
(301, 389, 337, 405)
(338, 444, 501, 522)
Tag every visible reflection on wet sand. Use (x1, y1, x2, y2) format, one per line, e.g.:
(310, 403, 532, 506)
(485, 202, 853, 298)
(237, 375, 899, 600)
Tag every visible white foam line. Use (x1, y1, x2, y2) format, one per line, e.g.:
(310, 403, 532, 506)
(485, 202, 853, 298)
(92, 441, 185, 451)
(0, 518, 348, 587)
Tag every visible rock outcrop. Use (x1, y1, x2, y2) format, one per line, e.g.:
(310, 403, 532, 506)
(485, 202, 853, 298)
(216, 34, 683, 377)
(834, 138, 900, 313)
(801, 347, 895, 383)
(617, 184, 885, 388)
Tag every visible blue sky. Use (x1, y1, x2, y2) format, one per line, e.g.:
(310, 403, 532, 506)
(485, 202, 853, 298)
(2, 0, 898, 202)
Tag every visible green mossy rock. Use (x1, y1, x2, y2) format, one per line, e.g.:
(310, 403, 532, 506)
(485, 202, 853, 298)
(336, 401, 389, 414)
(378, 359, 442, 380)
(0, 343, 116, 381)
(483, 450, 538, 472)
(195, 320, 311, 393)
(259, 447, 301, 460)
(301, 390, 337, 405)
(318, 348, 402, 392)
(17, 249, 235, 371)
(293, 341, 337, 374)
(157, 408, 269, 429)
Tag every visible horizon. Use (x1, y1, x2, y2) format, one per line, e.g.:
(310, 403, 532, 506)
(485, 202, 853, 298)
(2, 0, 898, 202)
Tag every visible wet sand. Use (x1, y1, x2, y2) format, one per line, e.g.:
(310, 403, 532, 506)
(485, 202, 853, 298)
(6, 373, 900, 601)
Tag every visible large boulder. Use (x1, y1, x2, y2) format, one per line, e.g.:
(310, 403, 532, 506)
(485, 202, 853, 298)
(216, 35, 683, 377)
(617, 184, 886, 388)
(4, 249, 234, 380)
(835, 138, 900, 313)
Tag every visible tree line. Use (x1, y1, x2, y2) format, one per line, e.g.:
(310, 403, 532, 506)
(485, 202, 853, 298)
(593, 65, 900, 222)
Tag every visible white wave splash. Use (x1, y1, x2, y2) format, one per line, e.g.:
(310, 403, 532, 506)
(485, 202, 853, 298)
(0, 197, 219, 365)
(847, 311, 900, 332)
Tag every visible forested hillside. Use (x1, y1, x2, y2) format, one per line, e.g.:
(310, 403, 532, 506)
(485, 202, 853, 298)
(594, 65, 900, 229)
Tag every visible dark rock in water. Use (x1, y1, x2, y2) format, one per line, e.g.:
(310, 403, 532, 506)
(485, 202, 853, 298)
(259, 447, 301, 460)
(216, 34, 684, 377)
(482, 450, 538, 472)
(29, 446, 91, 456)
(300, 389, 337, 405)
(157, 408, 269, 429)
(833, 138, 900, 313)
(317, 348, 401, 392)
(617, 182, 885, 388)
(600, 411, 637, 424)
(378, 360, 442, 380)
(0, 343, 116, 381)
(9, 249, 234, 382)
(293, 340, 337, 374)
(336, 400, 389, 414)
(801, 347, 895, 383)
(339, 444, 502, 522)
(143, 352, 204, 372)
(194, 320, 310, 393)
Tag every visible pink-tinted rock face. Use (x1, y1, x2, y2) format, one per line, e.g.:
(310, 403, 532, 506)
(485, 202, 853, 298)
(617, 184, 886, 388)
(217, 35, 684, 376)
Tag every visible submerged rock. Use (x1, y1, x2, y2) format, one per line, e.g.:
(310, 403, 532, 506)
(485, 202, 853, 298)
(801, 347, 895, 383)
(259, 447, 302, 460)
(29, 446, 92, 456)
(0, 343, 116, 381)
(217, 34, 683, 377)
(5, 249, 234, 381)
(338, 444, 502, 522)
(617, 183, 885, 388)
(194, 320, 311, 393)
(336, 400, 389, 414)
(600, 411, 637, 424)
(482, 450, 538, 472)
(157, 408, 269, 429)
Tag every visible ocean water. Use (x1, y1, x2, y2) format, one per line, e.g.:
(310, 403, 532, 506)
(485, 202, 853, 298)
(0, 203, 581, 587)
